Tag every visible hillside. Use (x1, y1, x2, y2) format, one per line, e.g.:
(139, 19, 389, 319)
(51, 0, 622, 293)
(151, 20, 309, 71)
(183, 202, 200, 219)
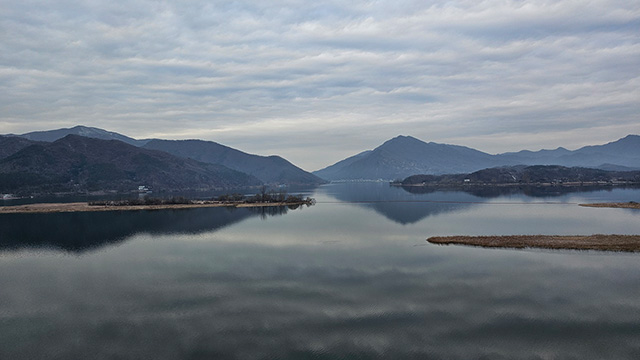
(143, 139, 325, 185)
(312, 150, 373, 181)
(0, 135, 261, 194)
(0, 136, 40, 159)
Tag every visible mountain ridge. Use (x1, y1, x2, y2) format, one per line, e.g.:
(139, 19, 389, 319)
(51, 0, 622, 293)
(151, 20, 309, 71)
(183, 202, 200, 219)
(314, 134, 640, 180)
(0, 135, 261, 194)
(5, 126, 640, 183)
(143, 139, 326, 185)
(5, 125, 323, 185)
(17, 125, 150, 147)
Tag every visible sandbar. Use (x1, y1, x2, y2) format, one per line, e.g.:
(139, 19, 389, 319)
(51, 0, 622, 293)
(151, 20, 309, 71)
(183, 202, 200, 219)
(579, 202, 640, 209)
(428, 235, 640, 252)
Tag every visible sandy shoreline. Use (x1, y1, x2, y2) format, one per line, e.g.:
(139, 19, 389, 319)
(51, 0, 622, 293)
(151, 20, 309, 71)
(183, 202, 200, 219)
(0, 201, 311, 214)
(428, 235, 640, 252)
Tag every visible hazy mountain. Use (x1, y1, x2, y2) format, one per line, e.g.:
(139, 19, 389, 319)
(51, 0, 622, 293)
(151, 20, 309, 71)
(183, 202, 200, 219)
(314, 135, 498, 180)
(0, 135, 261, 194)
(17, 125, 150, 147)
(597, 164, 639, 172)
(315, 134, 640, 180)
(496, 135, 640, 168)
(498, 147, 571, 165)
(143, 139, 325, 185)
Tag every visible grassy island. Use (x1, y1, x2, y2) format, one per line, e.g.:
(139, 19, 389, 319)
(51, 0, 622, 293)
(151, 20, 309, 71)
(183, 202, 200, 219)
(428, 235, 640, 252)
(579, 202, 640, 209)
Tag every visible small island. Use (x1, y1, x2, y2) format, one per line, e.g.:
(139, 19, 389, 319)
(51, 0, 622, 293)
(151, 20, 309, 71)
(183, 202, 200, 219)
(579, 201, 640, 209)
(428, 235, 640, 252)
(0, 193, 315, 214)
(393, 165, 640, 188)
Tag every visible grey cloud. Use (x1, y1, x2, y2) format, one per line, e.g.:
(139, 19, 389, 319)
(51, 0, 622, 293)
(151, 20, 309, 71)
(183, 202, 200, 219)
(1, 0, 639, 169)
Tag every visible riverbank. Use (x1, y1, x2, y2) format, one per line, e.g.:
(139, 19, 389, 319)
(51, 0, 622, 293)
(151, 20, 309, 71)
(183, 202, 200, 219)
(0, 200, 314, 214)
(579, 202, 640, 209)
(428, 235, 640, 252)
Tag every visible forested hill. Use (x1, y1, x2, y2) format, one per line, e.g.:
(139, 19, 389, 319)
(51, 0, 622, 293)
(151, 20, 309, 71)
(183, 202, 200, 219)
(0, 135, 261, 194)
(399, 165, 640, 186)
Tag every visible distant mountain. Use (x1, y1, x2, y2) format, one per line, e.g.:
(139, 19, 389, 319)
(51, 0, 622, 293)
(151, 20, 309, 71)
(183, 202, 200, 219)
(497, 147, 571, 165)
(17, 125, 150, 147)
(143, 139, 326, 185)
(597, 163, 638, 172)
(0, 135, 261, 194)
(315, 134, 640, 180)
(499, 135, 640, 168)
(314, 135, 498, 180)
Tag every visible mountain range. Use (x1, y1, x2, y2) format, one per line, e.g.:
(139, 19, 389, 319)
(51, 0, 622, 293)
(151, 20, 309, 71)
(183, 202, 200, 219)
(314, 135, 640, 180)
(0, 135, 261, 194)
(2, 126, 639, 193)
(1, 125, 325, 193)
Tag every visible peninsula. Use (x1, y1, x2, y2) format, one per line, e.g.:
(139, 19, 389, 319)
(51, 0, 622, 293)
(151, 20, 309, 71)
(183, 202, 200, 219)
(0, 195, 315, 214)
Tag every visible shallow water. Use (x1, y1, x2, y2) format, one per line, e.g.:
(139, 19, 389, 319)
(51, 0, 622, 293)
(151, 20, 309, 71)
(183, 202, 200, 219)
(1, 183, 639, 359)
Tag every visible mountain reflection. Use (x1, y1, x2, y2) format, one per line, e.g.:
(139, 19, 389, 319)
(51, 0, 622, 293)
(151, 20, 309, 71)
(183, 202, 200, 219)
(319, 182, 477, 224)
(319, 182, 640, 225)
(0, 206, 294, 253)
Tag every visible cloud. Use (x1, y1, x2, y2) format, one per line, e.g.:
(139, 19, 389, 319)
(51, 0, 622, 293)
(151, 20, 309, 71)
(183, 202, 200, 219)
(1, 0, 639, 170)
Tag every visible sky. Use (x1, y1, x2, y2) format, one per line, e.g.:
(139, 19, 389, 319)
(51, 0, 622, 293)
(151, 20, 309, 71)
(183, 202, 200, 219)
(1, 0, 639, 171)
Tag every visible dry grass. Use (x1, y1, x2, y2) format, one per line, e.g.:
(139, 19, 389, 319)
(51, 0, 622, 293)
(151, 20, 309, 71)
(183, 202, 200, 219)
(580, 202, 640, 209)
(428, 234, 640, 252)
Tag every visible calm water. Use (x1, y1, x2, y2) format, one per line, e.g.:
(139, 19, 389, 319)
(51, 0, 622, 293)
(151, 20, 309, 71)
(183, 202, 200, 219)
(1, 183, 639, 359)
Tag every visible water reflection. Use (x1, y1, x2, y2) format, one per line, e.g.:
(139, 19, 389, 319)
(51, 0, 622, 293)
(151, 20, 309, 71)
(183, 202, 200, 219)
(1, 185, 640, 359)
(399, 183, 640, 198)
(2, 224, 638, 359)
(319, 182, 640, 225)
(0, 206, 296, 253)
(319, 182, 479, 224)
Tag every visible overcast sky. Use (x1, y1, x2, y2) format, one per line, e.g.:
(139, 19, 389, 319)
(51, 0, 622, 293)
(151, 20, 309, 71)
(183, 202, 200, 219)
(1, 1, 639, 171)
